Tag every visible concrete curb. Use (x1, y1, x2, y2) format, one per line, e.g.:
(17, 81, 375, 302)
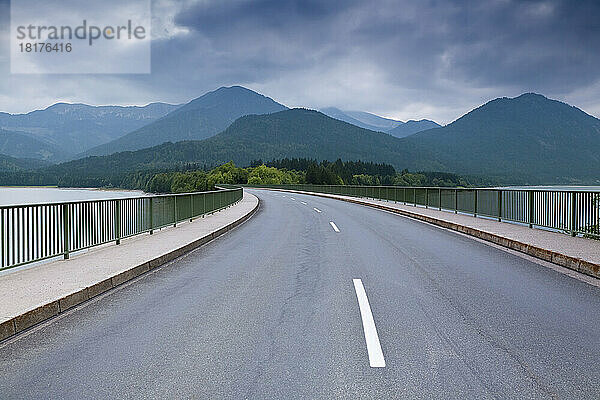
(0, 196, 259, 342)
(255, 188, 600, 280)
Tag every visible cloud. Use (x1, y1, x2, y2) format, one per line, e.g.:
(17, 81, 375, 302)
(0, 0, 599, 124)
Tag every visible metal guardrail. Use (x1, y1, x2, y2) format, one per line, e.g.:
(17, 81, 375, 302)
(0, 187, 243, 271)
(249, 184, 600, 239)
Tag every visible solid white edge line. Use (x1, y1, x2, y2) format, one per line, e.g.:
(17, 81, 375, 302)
(353, 279, 385, 368)
(329, 221, 340, 232)
(314, 208, 322, 213)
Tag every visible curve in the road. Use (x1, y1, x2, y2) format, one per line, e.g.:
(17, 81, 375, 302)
(1, 189, 599, 399)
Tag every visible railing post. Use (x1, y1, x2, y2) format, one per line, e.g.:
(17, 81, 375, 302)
(425, 188, 429, 209)
(439, 188, 442, 210)
(473, 190, 478, 217)
(62, 204, 70, 259)
(149, 198, 153, 235)
(0, 209, 3, 269)
(528, 191, 534, 228)
(115, 200, 121, 245)
(404, 187, 406, 205)
(570, 191, 577, 236)
(190, 194, 194, 222)
(454, 189, 458, 214)
(498, 190, 502, 222)
(173, 195, 177, 227)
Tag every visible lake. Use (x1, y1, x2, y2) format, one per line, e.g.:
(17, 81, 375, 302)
(0, 187, 146, 206)
(502, 186, 600, 192)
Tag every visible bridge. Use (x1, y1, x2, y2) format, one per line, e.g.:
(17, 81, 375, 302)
(0, 186, 599, 398)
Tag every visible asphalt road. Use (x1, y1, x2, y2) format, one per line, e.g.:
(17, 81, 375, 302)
(1, 189, 600, 399)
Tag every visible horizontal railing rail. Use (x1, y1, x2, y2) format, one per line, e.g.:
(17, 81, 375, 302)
(247, 184, 600, 239)
(0, 187, 243, 271)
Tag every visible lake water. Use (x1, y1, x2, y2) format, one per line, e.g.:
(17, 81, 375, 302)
(502, 186, 600, 192)
(0, 187, 146, 206)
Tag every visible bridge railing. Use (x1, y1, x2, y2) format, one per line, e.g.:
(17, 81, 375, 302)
(0, 187, 243, 271)
(248, 184, 600, 239)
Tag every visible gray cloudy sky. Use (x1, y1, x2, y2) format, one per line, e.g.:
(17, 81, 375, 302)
(0, 0, 599, 124)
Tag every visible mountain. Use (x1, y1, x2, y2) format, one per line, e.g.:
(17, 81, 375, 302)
(84, 86, 288, 157)
(387, 119, 441, 138)
(344, 110, 403, 131)
(399, 93, 600, 182)
(0, 102, 180, 157)
(46, 109, 409, 176)
(319, 107, 390, 131)
(0, 128, 69, 162)
(320, 107, 440, 136)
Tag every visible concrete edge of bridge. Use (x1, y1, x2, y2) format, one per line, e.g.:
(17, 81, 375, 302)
(251, 187, 600, 281)
(0, 194, 260, 343)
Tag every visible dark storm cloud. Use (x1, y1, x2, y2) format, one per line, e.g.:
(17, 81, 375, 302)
(172, 0, 600, 93)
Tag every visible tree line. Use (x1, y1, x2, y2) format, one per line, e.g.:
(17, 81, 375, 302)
(0, 158, 483, 194)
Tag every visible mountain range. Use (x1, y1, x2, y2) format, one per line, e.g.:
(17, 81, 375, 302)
(0, 86, 437, 163)
(1, 87, 599, 184)
(320, 107, 440, 137)
(0, 102, 180, 161)
(44, 93, 600, 184)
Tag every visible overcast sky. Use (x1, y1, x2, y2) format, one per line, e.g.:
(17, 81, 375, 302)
(0, 0, 599, 124)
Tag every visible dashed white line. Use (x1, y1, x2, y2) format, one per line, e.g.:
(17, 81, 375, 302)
(313, 208, 322, 213)
(291, 197, 296, 200)
(353, 279, 385, 368)
(329, 221, 340, 232)
(301, 201, 307, 205)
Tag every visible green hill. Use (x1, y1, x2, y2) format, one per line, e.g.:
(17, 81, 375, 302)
(0, 153, 51, 172)
(400, 93, 600, 182)
(84, 86, 287, 157)
(47, 109, 409, 177)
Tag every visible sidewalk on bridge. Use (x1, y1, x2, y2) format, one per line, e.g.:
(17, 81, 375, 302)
(0, 192, 259, 341)
(256, 188, 600, 280)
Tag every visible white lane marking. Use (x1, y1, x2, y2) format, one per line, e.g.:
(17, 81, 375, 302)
(329, 221, 340, 232)
(301, 201, 307, 205)
(314, 208, 322, 213)
(282, 195, 286, 198)
(353, 279, 385, 368)
(291, 197, 296, 200)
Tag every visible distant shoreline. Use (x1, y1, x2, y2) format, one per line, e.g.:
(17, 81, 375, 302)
(0, 186, 146, 193)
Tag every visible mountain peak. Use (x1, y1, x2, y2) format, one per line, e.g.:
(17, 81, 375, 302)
(84, 85, 288, 157)
(514, 92, 548, 101)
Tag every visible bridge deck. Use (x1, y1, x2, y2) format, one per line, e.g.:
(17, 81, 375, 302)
(0, 192, 259, 340)
(261, 188, 600, 280)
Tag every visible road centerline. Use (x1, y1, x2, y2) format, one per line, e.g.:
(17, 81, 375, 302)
(329, 221, 340, 232)
(314, 207, 322, 213)
(353, 279, 385, 368)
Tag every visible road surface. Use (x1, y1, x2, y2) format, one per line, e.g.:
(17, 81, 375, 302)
(1, 189, 599, 399)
